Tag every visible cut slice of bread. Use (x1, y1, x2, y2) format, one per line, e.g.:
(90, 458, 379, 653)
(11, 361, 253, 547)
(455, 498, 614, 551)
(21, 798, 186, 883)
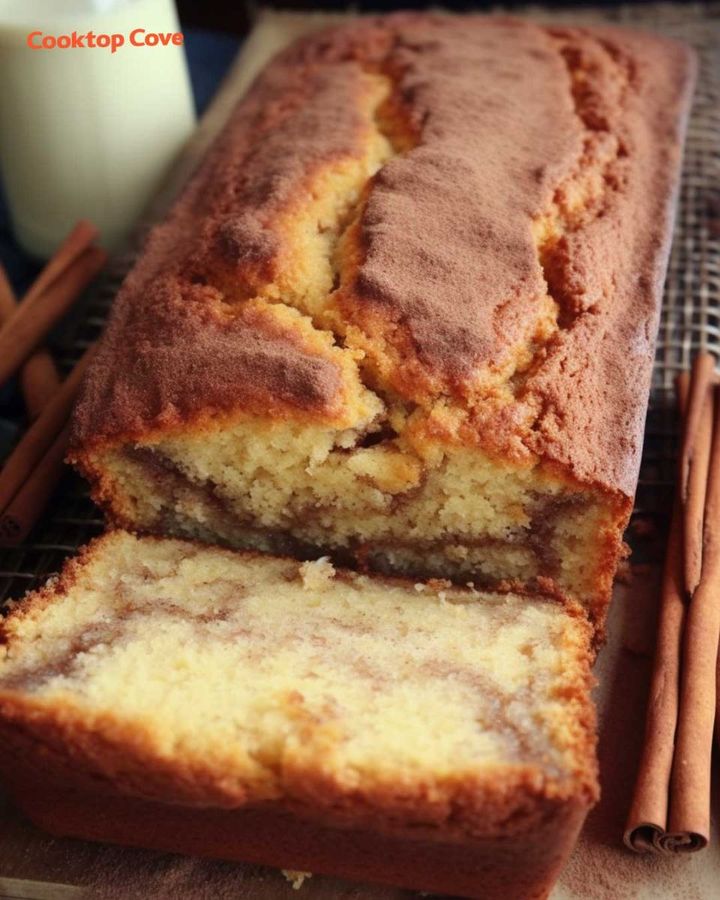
(0, 530, 597, 899)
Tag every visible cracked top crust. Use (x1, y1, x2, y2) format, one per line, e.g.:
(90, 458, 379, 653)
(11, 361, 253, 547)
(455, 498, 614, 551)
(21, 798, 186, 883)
(71, 13, 695, 498)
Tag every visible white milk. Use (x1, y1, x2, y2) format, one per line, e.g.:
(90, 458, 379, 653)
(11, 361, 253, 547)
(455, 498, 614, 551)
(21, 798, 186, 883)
(0, 0, 196, 256)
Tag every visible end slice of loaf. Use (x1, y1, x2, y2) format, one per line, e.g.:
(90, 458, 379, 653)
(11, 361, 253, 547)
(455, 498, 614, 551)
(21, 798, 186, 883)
(0, 531, 597, 899)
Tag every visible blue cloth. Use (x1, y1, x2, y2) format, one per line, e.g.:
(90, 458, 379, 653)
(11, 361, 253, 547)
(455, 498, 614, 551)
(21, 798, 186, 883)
(185, 29, 242, 119)
(0, 29, 241, 449)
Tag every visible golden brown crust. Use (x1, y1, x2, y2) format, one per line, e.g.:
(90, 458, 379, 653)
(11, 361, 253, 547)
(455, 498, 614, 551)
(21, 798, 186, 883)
(69, 299, 350, 448)
(0, 693, 596, 834)
(70, 48, 386, 451)
(70, 13, 695, 502)
(3, 766, 589, 899)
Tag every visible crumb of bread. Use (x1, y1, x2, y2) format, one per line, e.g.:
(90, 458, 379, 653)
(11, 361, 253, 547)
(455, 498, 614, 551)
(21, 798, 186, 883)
(299, 557, 335, 591)
(282, 870, 313, 890)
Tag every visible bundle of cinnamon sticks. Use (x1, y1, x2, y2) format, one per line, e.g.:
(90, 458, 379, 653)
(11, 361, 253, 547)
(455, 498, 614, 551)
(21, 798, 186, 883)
(0, 223, 105, 546)
(625, 351, 720, 853)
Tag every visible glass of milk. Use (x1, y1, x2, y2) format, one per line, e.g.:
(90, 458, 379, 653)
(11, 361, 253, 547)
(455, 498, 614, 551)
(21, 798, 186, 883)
(0, 0, 196, 256)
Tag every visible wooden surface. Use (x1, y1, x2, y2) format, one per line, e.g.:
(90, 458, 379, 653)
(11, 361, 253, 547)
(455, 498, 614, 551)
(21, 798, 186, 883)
(1, 10, 719, 899)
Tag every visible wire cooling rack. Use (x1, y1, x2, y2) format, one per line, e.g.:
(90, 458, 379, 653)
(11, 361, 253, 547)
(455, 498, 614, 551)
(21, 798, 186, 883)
(0, 2, 718, 608)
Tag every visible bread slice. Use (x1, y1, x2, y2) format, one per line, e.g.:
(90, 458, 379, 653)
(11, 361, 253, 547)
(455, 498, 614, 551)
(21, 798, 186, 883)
(69, 15, 695, 631)
(0, 530, 597, 899)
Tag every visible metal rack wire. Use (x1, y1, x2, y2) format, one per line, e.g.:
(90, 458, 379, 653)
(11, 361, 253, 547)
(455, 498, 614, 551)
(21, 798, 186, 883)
(0, 3, 718, 607)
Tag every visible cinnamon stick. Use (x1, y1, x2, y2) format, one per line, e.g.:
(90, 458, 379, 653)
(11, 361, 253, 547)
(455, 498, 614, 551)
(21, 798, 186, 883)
(0, 424, 70, 546)
(665, 379, 720, 852)
(624, 374, 690, 852)
(0, 246, 106, 390)
(0, 263, 59, 418)
(0, 347, 95, 515)
(24, 220, 98, 303)
(680, 352, 716, 595)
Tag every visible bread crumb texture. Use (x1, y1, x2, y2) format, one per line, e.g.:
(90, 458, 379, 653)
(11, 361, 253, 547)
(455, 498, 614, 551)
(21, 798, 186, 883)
(282, 870, 313, 890)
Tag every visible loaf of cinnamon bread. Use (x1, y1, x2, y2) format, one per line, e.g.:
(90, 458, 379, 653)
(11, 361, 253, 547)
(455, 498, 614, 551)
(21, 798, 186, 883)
(69, 14, 695, 629)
